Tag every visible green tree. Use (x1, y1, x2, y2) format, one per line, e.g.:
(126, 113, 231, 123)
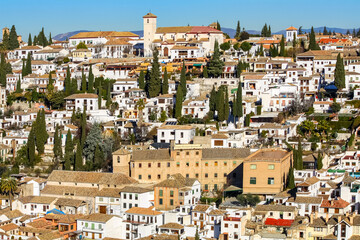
(33, 35, 37, 46)
(233, 81, 243, 118)
(71, 78, 78, 94)
(334, 53, 345, 89)
(287, 167, 295, 189)
(106, 82, 111, 107)
(216, 21, 221, 31)
(48, 32, 52, 45)
(317, 152, 323, 170)
(217, 88, 225, 121)
(224, 88, 229, 122)
(88, 65, 94, 93)
(159, 110, 168, 122)
(2, 31, 9, 50)
(162, 68, 168, 94)
(209, 86, 216, 113)
(81, 68, 86, 93)
(94, 144, 104, 170)
(9, 25, 19, 50)
(235, 21, 241, 40)
(220, 42, 231, 51)
(138, 70, 145, 90)
(296, 139, 303, 170)
(27, 127, 36, 166)
(28, 34, 32, 46)
(180, 62, 187, 99)
(308, 27, 320, 50)
(75, 141, 83, 171)
(35, 110, 48, 155)
(64, 67, 71, 96)
(81, 108, 87, 145)
(76, 42, 88, 49)
(83, 123, 103, 168)
(279, 36, 285, 56)
(323, 26, 328, 35)
(15, 79, 22, 93)
(64, 129, 73, 170)
(208, 41, 224, 78)
(98, 85, 102, 109)
(53, 124, 63, 160)
(240, 41, 251, 55)
(148, 48, 161, 98)
(25, 52, 32, 76)
(330, 102, 341, 113)
(0, 178, 17, 210)
(174, 86, 183, 118)
(202, 66, 208, 78)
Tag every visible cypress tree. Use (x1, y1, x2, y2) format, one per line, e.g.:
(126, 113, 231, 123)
(287, 167, 295, 189)
(27, 127, 36, 166)
(180, 62, 187, 99)
(296, 139, 303, 170)
(98, 85, 102, 109)
(64, 130, 73, 170)
(21, 59, 26, 78)
(33, 35, 37, 46)
(162, 67, 168, 94)
(224, 87, 229, 122)
(174, 86, 183, 118)
(28, 34, 32, 46)
(9, 25, 19, 50)
(106, 82, 111, 107)
(148, 48, 161, 98)
(71, 78, 78, 94)
(209, 86, 216, 112)
(217, 88, 225, 121)
(323, 26, 328, 35)
(235, 21, 241, 40)
(88, 65, 94, 93)
(35, 109, 49, 155)
(268, 26, 271, 37)
(2, 31, 9, 50)
(308, 27, 320, 50)
(138, 70, 145, 90)
(15, 79, 22, 93)
(235, 81, 243, 117)
(334, 53, 345, 89)
(81, 68, 86, 93)
(94, 144, 104, 170)
(317, 152, 323, 170)
(208, 41, 224, 78)
(49, 32, 52, 45)
(203, 66, 208, 78)
(53, 124, 62, 160)
(25, 52, 32, 76)
(280, 36, 285, 57)
(81, 108, 87, 145)
(64, 67, 71, 96)
(216, 21, 221, 31)
(75, 141, 83, 171)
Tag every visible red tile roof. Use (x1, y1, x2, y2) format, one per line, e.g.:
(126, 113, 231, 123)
(286, 26, 297, 31)
(264, 218, 294, 227)
(188, 26, 222, 34)
(321, 198, 350, 209)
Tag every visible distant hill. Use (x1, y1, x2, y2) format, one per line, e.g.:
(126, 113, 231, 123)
(53, 27, 355, 42)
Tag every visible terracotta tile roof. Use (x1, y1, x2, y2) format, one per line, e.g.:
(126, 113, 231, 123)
(193, 204, 211, 212)
(47, 170, 137, 185)
(96, 188, 121, 197)
(155, 174, 197, 188)
(208, 209, 226, 215)
(126, 207, 162, 216)
(159, 222, 184, 229)
(211, 134, 228, 139)
(120, 185, 153, 193)
(0, 223, 18, 232)
(54, 198, 86, 208)
(41, 185, 100, 197)
(143, 13, 157, 18)
(309, 217, 327, 228)
(255, 205, 296, 212)
(18, 196, 57, 204)
(286, 26, 297, 31)
(297, 177, 320, 187)
(105, 38, 132, 46)
(37, 231, 62, 240)
(321, 198, 350, 209)
(3, 210, 24, 219)
(202, 148, 250, 160)
(131, 149, 170, 161)
(58, 214, 84, 224)
(16, 46, 42, 50)
(264, 218, 294, 227)
(70, 31, 138, 39)
(158, 125, 194, 130)
(78, 213, 116, 223)
(138, 234, 178, 240)
(287, 196, 323, 204)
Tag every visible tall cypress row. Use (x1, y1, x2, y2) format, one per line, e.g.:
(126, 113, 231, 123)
(28, 34, 32, 46)
(65, 67, 71, 96)
(162, 68, 168, 94)
(148, 48, 161, 98)
(138, 70, 145, 90)
(334, 53, 345, 89)
(180, 62, 187, 100)
(174, 86, 183, 118)
(224, 87, 229, 122)
(75, 141, 83, 171)
(27, 127, 36, 166)
(81, 108, 87, 145)
(64, 129, 73, 170)
(81, 68, 86, 93)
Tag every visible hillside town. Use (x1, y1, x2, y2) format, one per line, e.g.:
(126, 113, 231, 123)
(1, 10, 360, 240)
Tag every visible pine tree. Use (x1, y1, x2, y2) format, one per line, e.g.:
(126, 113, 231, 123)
(174, 86, 183, 118)
(180, 62, 187, 99)
(25, 52, 32, 76)
(162, 67, 168, 94)
(208, 41, 224, 78)
(88, 65, 94, 93)
(203, 66, 208, 78)
(287, 167, 295, 189)
(138, 70, 145, 90)
(64, 67, 71, 96)
(64, 129, 73, 170)
(81, 68, 86, 93)
(308, 27, 320, 50)
(81, 108, 87, 145)
(353, 29, 356, 37)
(279, 36, 285, 57)
(317, 152, 323, 170)
(28, 34, 32, 46)
(75, 141, 83, 171)
(27, 127, 36, 166)
(15, 79, 22, 93)
(334, 53, 345, 89)
(235, 21, 241, 40)
(224, 87, 229, 122)
(49, 32, 52, 45)
(148, 49, 161, 98)
(9, 25, 19, 50)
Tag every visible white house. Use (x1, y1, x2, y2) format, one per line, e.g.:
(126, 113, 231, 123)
(157, 125, 195, 144)
(64, 93, 99, 111)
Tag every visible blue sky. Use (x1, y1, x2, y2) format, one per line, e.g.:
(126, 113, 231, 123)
(2, 0, 360, 38)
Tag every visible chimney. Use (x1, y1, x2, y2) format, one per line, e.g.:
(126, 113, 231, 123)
(315, 211, 318, 219)
(337, 215, 342, 222)
(326, 213, 329, 223)
(350, 215, 354, 225)
(310, 213, 314, 224)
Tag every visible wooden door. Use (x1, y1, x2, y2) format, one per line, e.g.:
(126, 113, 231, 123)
(99, 206, 107, 214)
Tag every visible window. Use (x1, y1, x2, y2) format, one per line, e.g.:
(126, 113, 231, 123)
(148, 163, 151, 168)
(214, 173, 218, 178)
(138, 175, 142, 179)
(139, 163, 142, 168)
(186, 174, 189, 178)
(224, 223, 228, 228)
(159, 190, 163, 197)
(250, 164, 257, 170)
(224, 173, 227, 177)
(268, 164, 275, 170)
(250, 177, 256, 184)
(176, 162, 180, 167)
(196, 162, 199, 167)
(235, 224, 238, 228)
(148, 175, 151, 180)
(224, 161, 227, 166)
(205, 173, 208, 178)
(159, 199, 163, 205)
(186, 151, 189, 155)
(186, 162, 189, 166)
(196, 151, 199, 155)
(195, 173, 199, 178)
(158, 163, 161, 167)
(170, 199, 174, 205)
(205, 184, 208, 190)
(205, 162, 208, 166)
(268, 178, 274, 185)
(233, 161, 237, 166)
(170, 190, 174, 197)
(167, 162, 171, 167)
(157, 174, 161, 179)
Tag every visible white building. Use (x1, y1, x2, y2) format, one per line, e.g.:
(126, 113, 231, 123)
(64, 93, 99, 111)
(157, 125, 195, 144)
(285, 26, 297, 42)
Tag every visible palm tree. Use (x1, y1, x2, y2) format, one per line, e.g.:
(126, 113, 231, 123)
(1, 178, 17, 210)
(135, 98, 145, 124)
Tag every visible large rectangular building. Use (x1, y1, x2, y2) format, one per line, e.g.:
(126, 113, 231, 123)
(113, 144, 250, 191)
(242, 149, 293, 197)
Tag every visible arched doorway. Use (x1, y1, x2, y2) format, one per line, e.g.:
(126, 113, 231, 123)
(164, 47, 169, 57)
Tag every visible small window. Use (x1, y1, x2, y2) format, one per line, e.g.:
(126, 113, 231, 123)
(170, 190, 174, 197)
(224, 161, 227, 166)
(250, 164, 257, 170)
(268, 177, 274, 185)
(268, 164, 275, 170)
(205, 173, 208, 178)
(159, 190, 163, 197)
(250, 177, 256, 184)
(196, 162, 199, 167)
(214, 173, 218, 178)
